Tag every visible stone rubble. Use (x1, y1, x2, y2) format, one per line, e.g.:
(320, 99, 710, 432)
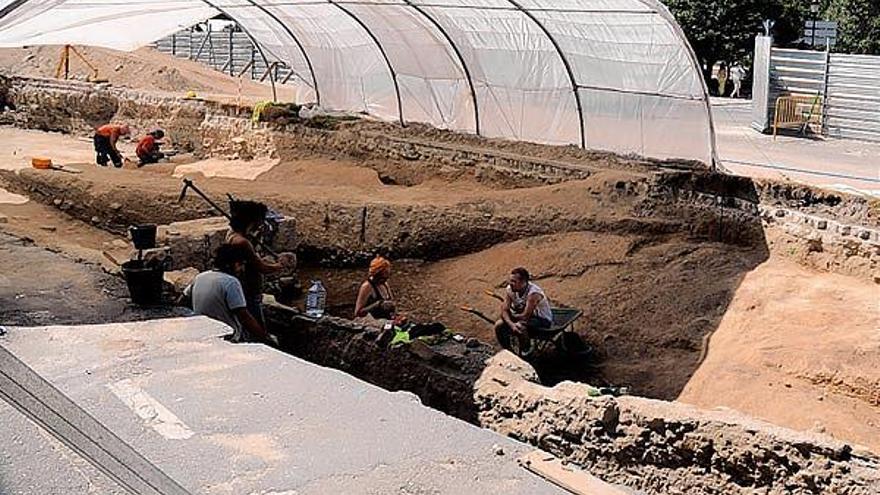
(475, 351, 880, 495)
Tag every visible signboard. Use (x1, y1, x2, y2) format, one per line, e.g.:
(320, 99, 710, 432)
(802, 20, 838, 47)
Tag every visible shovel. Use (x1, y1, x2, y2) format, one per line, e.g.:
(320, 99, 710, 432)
(49, 164, 82, 174)
(483, 289, 503, 301)
(459, 305, 495, 324)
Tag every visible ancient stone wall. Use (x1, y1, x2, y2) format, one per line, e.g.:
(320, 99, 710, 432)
(761, 205, 880, 281)
(475, 352, 880, 495)
(200, 114, 280, 161)
(158, 216, 298, 271)
(3, 75, 594, 186)
(264, 301, 492, 422)
(0, 75, 248, 152)
(2, 76, 118, 134)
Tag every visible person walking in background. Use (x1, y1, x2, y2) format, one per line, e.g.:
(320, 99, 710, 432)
(93, 123, 130, 168)
(717, 62, 729, 96)
(730, 63, 746, 98)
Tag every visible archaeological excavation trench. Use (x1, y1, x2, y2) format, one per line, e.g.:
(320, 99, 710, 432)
(1, 75, 878, 494)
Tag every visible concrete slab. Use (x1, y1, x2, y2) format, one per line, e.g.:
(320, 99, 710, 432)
(0, 317, 566, 495)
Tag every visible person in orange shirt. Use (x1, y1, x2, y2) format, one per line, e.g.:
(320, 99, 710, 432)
(93, 123, 130, 168)
(136, 129, 165, 166)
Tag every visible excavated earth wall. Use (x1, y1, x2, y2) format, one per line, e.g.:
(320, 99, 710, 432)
(1, 164, 767, 264)
(265, 301, 494, 423)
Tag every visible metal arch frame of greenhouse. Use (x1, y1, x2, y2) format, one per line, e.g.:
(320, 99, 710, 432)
(0, 0, 718, 169)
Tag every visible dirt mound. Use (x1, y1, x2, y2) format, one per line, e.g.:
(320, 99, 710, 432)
(0, 45, 290, 101)
(679, 257, 880, 452)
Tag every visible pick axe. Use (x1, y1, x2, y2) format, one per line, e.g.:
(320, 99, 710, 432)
(177, 178, 279, 259)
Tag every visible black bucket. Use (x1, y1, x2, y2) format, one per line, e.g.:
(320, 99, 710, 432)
(121, 260, 164, 305)
(129, 224, 157, 250)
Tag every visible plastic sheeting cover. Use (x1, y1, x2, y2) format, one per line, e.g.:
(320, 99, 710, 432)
(0, 0, 716, 166)
(0, 0, 218, 51)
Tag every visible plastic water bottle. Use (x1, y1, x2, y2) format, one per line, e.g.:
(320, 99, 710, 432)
(305, 280, 326, 318)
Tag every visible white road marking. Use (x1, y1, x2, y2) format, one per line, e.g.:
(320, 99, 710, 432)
(107, 379, 194, 440)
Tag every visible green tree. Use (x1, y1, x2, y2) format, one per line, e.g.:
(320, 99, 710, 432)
(664, 0, 765, 79)
(825, 0, 880, 54)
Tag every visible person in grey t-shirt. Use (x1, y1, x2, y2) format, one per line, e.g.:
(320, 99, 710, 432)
(183, 244, 268, 343)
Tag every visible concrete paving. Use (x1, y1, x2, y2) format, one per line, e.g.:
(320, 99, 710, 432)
(0, 317, 570, 495)
(712, 98, 880, 196)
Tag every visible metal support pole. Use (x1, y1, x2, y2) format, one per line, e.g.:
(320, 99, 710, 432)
(501, 0, 585, 148)
(0, 0, 28, 21)
(242, 0, 321, 104)
(400, 0, 481, 135)
(325, 0, 406, 126)
(63, 45, 70, 80)
(811, 19, 816, 49)
(193, 26, 210, 61)
(820, 44, 831, 136)
(195, 1, 278, 102)
(228, 28, 234, 76)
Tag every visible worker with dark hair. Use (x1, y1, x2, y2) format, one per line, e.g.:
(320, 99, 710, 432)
(225, 200, 296, 328)
(136, 129, 165, 166)
(494, 266, 554, 354)
(93, 123, 130, 168)
(183, 244, 269, 343)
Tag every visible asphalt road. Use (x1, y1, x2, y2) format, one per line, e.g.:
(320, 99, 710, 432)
(712, 98, 880, 196)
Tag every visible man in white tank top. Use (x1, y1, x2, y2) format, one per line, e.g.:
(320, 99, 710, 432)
(495, 267, 554, 351)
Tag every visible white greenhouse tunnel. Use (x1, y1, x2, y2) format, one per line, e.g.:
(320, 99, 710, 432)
(0, 0, 718, 167)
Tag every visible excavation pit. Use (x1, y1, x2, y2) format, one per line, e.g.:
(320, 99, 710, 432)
(1, 75, 879, 494)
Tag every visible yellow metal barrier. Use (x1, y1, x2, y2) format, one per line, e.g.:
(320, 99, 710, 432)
(773, 94, 823, 138)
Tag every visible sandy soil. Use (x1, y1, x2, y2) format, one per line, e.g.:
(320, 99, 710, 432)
(679, 257, 880, 452)
(301, 230, 766, 397)
(0, 186, 137, 271)
(0, 45, 297, 104)
(0, 231, 182, 326)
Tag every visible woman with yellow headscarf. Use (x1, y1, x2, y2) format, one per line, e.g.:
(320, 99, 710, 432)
(354, 256, 396, 320)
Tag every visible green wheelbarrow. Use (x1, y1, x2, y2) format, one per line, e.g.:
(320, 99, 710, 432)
(461, 293, 590, 359)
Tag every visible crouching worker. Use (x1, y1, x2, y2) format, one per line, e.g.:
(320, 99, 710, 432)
(494, 267, 553, 354)
(93, 123, 130, 168)
(183, 244, 270, 343)
(136, 129, 165, 166)
(354, 256, 396, 322)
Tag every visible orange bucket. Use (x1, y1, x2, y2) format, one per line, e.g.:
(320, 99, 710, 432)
(32, 157, 52, 169)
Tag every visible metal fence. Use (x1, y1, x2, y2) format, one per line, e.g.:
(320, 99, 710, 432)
(825, 53, 880, 142)
(151, 23, 298, 86)
(753, 36, 880, 142)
